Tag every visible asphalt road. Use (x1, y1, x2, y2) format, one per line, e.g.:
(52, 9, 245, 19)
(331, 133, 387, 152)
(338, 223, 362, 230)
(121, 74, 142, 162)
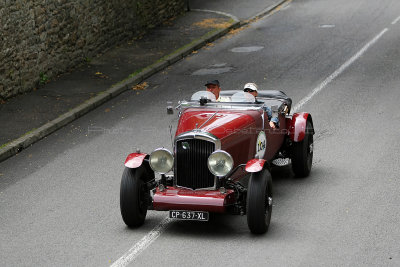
(1, 0, 400, 266)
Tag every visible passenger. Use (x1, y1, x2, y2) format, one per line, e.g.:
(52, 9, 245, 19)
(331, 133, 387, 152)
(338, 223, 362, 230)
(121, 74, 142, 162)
(205, 80, 230, 102)
(244, 83, 279, 129)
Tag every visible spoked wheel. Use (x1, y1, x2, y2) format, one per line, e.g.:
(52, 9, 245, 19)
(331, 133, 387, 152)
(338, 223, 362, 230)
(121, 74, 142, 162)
(246, 169, 273, 234)
(120, 167, 150, 227)
(292, 120, 314, 177)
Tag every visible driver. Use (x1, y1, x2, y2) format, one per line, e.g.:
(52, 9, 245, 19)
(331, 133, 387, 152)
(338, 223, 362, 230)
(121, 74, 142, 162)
(205, 80, 230, 102)
(244, 83, 279, 129)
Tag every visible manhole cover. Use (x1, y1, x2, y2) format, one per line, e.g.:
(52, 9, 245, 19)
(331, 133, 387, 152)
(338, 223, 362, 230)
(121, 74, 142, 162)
(192, 67, 233, 75)
(210, 63, 227, 68)
(230, 46, 264, 53)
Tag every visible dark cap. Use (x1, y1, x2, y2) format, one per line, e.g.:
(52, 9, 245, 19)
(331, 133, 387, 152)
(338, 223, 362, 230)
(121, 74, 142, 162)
(205, 80, 220, 86)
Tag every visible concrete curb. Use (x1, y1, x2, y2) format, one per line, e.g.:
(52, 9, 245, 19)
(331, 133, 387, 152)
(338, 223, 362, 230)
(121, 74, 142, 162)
(0, 14, 240, 163)
(240, 0, 290, 26)
(0, 1, 290, 163)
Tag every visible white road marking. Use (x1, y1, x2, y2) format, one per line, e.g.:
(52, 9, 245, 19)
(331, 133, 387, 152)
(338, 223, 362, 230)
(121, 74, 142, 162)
(192, 9, 239, 22)
(391, 15, 400, 25)
(110, 217, 172, 267)
(293, 28, 388, 112)
(319, 24, 335, 28)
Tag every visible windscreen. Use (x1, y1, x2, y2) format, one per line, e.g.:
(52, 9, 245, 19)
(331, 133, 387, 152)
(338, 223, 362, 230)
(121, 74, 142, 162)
(231, 92, 256, 102)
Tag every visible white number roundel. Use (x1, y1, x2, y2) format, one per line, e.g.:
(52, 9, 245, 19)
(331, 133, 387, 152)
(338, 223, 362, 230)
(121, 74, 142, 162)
(256, 131, 267, 159)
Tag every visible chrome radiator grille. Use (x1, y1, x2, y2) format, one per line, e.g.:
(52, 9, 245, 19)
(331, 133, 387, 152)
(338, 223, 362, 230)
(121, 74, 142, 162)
(176, 139, 215, 189)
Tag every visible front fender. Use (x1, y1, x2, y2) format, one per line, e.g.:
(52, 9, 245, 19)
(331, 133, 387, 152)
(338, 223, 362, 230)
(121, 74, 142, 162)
(124, 153, 148, 168)
(289, 113, 314, 142)
(245, 159, 266, 173)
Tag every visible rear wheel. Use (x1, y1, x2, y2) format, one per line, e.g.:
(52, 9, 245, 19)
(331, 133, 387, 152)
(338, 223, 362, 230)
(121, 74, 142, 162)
(120, 167, 150, 227)
(292, 120, 313, 177)
(246, 169, 273, 234)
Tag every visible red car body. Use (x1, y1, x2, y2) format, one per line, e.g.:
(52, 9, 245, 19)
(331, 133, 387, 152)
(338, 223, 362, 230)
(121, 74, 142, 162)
(121, 90, 314, 234)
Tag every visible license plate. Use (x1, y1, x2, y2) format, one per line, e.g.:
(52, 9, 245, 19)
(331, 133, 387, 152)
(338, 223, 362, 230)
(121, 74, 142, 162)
(169, 210, 209, 221)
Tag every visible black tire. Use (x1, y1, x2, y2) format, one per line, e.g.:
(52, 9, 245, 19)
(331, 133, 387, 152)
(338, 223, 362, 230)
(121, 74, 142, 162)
(120, 167, 150, 227)
(246, 169, 273, 234)
(292, 120, 314, 177)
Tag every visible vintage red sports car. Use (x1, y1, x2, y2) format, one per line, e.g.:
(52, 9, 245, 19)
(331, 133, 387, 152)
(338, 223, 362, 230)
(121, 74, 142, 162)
(120, 90, 314, 234)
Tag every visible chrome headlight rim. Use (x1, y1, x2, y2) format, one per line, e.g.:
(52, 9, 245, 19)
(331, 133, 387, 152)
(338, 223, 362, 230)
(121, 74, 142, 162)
(207, 150, 234, 177)
(149, 148, 174, 174)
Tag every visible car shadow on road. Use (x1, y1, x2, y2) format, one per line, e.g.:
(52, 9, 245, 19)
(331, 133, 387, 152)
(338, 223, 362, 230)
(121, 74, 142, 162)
(271, 163, 323, 194)
(165, 213, 251, 238)
(151, 164, 323, 239)
(164, 212, 301, 241)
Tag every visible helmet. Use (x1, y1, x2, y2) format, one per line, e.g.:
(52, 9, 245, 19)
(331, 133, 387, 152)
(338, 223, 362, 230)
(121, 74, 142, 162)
(244, 82, 258, 91)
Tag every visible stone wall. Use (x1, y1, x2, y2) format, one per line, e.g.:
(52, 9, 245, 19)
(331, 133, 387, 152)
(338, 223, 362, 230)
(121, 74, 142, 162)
(0, 0, 185, 100)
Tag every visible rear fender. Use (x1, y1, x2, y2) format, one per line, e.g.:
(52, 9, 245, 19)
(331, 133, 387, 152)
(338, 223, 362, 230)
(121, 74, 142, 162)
(289, 113, 314, 142)
(245, 159, 266, 173)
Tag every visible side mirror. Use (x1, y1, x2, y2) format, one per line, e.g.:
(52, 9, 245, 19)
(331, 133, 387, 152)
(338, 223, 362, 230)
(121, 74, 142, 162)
(167, 101, 174, 114)
(200, 96, 208, 106)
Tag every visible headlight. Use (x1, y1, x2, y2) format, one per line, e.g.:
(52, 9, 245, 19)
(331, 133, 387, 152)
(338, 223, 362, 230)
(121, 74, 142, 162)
(149, 148, 174, 174)
(207, 150, 234, 177)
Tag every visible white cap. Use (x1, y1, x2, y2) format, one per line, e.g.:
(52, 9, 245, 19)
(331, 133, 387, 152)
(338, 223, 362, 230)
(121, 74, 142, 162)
(244, 82, 258, 91)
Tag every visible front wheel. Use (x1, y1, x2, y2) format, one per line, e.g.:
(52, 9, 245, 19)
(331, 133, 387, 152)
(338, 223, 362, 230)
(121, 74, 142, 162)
(246, 169, 273, 234)
(292, 120, 314, 177)
(120, 167, 150, 227)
